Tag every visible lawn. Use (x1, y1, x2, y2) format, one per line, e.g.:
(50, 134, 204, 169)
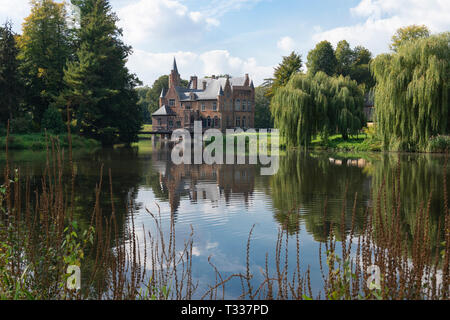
(0, 133, 101, 151)
(310, 134, 382, 152)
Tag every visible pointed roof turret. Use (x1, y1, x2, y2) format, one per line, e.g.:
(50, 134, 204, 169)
(218, 85, 224, 96)
(250, 80, 254, 89)
(173, 57, 178, 73)
(160, 87, 166, 98)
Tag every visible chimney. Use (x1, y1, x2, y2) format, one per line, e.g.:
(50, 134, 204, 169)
(202, 80, 207, 90)
(190, 76, 198, 90)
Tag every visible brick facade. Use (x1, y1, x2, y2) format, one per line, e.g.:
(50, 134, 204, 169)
(152, 59, 255, 132)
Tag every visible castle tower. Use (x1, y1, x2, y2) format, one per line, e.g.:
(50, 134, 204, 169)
(169, 57, 181, 88)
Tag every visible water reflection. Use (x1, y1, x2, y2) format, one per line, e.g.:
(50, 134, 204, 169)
(1, 143, 447, 296)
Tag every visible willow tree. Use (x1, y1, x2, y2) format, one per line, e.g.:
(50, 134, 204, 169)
(271, 72, 365, 147)
(371, 32, 450, 151)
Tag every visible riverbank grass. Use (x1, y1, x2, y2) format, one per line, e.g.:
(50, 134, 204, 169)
(311, 133, 382, 152)
(0, 133, 100, 151)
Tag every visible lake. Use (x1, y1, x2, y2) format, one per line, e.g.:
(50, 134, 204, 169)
(1, 140, 448, 299)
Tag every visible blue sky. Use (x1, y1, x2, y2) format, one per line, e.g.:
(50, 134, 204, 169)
(1, 0, 449, 86)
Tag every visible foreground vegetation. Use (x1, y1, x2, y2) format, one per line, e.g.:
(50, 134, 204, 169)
(0, 125, 448, 300)
(0, 133, 100, 151)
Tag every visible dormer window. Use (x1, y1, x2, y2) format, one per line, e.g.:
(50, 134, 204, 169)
(169, 99, 175, 106)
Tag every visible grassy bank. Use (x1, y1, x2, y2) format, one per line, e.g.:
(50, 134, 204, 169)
(0, 133, 100, 151)
(310, 134, 382, 152)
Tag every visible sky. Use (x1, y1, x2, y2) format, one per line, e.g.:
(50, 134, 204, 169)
(1, 0, 449, 86)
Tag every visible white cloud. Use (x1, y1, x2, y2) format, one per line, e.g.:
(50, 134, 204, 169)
(313, 0, 450, 54)
(277, 36, 296, 52)
(127, 49, 273, 86)
(0, 0, 31, 31)
(117, 0, 220, 48)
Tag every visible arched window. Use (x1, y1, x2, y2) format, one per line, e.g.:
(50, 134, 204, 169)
(214, 116, 219, 128)
(207, 116, 211, 127)
(242, 100, 246, 111)
(236, 99, 241, 111)
(236, 116, 241, 127)
(202, 118, 207, 128)
(242, 116, 246, 128)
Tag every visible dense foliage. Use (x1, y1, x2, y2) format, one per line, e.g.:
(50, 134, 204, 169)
(0, 22, 22, 124)
(266, 51, 302, 98)
(62, 0, 143, 145)
(0, 0, 144, 146)
(371, 32, 450, 151)
(254, 86, 273, 128)
(271, 72, 365, 147)
(17, 0, 72, 125)
(390, 25, 430, 52)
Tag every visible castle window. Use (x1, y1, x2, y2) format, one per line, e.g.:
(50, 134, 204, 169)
(169, 99, 175, 106)
(247, 101, 252, 111)
(168, 120, 173, 127)
(214, 116, 219, 128)
(236, 116, 240, 127)
(176, 121, 181, 128)
(207, 116, 211, 127)
(213, 102, 217, 111)
(242, 100, 247, 111)
(185, 104, 191, 110)
(242, 116, 246, 128)
(158, 118, 162, 125)
(202, 103, 206, 111)
(235, 99, 241, 111)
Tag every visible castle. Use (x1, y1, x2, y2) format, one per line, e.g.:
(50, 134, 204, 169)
(152, 58, 255, 132)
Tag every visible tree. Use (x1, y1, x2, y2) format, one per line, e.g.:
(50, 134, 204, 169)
(254, 86, 273, 128)
(372, 32, 449, 151)
(62, 0, 143, 145)
(306, 41, 337, 76)
(334, 41, 374, 92)
(266, 51, 302, 98)
(0, 21, 22, 125)
(17, 0, 72, 125)
(335, 40, 353, 77)
(390, 25, 430, 52)
(271, 72, 365, 146)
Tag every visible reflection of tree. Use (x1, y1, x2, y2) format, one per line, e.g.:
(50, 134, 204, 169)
(370, 153, 447, 252)
(270, 152, 369, 239)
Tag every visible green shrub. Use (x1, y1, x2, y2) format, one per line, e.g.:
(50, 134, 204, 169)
(41, 107, 66, 134)
(427, 135, 450, 153)
(10, 115, 35, 134)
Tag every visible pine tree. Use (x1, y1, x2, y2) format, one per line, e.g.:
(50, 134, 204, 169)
(372, 32, 450, 151)
(0, 21, 22, 125)
(17, 0, 71, 125)
(266, 51, 302, 98)
(63, 0, 143, 145)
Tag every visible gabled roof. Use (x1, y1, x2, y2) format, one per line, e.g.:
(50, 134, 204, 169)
(177, 76, 252, 101)
(152, 105, 176, 116)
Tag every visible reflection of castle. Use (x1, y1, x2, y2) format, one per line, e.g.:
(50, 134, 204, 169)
(151, 147, 256, 214)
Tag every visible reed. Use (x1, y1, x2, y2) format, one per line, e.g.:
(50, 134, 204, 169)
(0, 121, 449, 300)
